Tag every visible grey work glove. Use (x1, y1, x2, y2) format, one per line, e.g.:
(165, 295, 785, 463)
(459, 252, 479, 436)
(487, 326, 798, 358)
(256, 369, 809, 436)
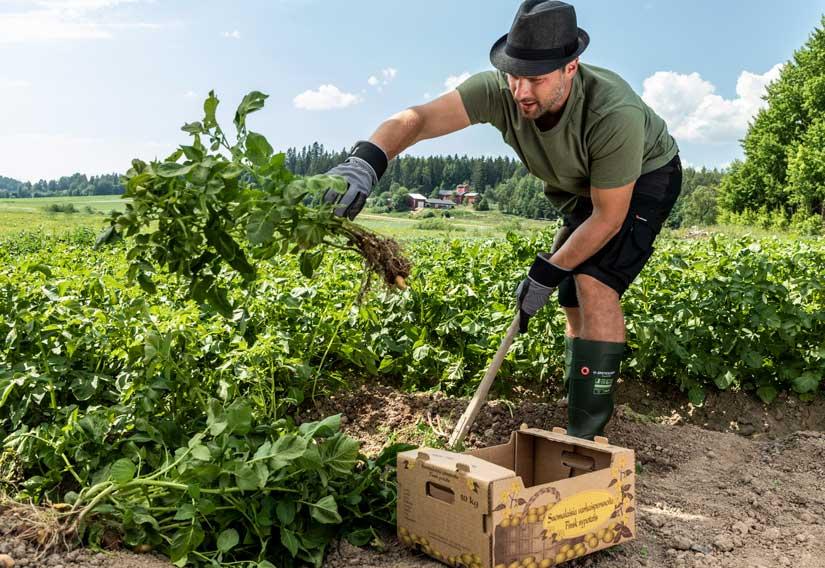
(516, 252, 571, 333)
(322, 140, 388, 220)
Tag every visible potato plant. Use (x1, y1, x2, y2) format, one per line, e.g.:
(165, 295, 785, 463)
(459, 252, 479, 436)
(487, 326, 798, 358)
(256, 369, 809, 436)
(103, 90, 409, 318)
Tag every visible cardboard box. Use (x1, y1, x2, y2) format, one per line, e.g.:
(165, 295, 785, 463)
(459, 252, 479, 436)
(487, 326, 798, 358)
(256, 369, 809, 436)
(396, 426, 636, 568)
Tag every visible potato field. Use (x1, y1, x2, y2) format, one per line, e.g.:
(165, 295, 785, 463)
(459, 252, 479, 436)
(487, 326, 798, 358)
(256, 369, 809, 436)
(1, 93, 824, 568)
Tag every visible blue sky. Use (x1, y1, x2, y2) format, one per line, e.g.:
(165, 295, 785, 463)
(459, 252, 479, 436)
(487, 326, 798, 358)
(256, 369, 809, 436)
(1, 0, 823, 181)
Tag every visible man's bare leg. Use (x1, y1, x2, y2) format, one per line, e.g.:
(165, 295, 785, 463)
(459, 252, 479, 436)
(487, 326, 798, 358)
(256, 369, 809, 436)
(573, 274, 624, 341)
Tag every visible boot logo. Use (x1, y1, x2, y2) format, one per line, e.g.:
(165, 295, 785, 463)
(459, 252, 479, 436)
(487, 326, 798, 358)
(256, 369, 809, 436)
(580, 366, 590, 376)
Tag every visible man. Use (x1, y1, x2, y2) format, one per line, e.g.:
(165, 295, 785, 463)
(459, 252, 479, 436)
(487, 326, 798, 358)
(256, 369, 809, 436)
(323, 0, 681, 440)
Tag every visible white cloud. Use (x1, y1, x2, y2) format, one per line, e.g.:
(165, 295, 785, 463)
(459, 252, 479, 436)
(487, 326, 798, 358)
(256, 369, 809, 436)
(641, 64, 783, 143)
(423, 92, 431, 100)
(221, 29, 241, 39)
(367, 67, 398, 91)
(442, 72, 471, 94)
(183, 90, 197, 98)
(293, 84, 362, 111)
(0, 0, 157, 43)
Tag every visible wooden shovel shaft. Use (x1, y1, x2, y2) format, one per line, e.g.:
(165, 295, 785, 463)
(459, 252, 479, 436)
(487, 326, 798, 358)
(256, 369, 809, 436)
(448, 312, 521, 448)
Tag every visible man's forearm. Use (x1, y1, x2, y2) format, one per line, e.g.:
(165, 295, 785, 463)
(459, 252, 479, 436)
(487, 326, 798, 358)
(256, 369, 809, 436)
(368, 109, 424, 161)
(549, 215, 623, 270)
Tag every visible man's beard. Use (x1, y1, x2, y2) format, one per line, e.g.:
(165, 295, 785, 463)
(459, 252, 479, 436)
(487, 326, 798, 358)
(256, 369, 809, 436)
(517, 75, 567, 120)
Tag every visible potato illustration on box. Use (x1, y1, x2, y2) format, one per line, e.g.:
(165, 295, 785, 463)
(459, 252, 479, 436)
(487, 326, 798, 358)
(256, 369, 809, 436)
(397, 426, 635, 567)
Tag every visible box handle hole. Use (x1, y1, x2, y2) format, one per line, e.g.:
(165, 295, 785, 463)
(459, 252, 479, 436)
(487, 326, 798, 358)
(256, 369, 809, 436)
(426, 481, 455, 504)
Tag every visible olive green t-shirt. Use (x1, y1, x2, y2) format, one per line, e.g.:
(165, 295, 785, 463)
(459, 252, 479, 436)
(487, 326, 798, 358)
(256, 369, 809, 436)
(456, 63, 678, 213)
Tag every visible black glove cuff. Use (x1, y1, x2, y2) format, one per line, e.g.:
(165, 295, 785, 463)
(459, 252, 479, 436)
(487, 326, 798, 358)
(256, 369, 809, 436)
(350, 140, 388, 181)
(527, 254, 570, 288)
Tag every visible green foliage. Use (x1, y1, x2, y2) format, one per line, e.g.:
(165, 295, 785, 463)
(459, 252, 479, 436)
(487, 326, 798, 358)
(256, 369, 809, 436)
(44, 202, 78, 214)
(624, 236, 825, 404)
(718, 205, 824, 235)
(3, 229, 822, 416)
(67, 414, 411, 567)
(415, 218, 465, 232)
(108, 90, 387, 317)
(388, 185, 412, 212)
(488, 175, 558, 220)
(668, 167, 725, 228)
(720, 16, 825, 219)
(0, 233, 414, 566)
(0, 173, 122, 199)
(680, 185, 718, 227)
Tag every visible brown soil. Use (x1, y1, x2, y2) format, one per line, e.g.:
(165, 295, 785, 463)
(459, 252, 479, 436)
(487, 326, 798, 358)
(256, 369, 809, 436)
(0, 504, 171, 568)
(3, 377, 824, 568)
(311, 377, 825, 568)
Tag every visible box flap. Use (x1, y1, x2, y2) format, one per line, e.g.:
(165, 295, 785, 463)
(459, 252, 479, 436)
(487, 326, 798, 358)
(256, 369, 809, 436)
(398, 447, 516, 483)
(518, 428, 632, 453)
(464, 431, 516, 471)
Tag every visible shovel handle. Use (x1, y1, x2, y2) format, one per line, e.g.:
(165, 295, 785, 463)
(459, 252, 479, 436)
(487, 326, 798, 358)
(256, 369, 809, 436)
(448, 312, 521, 448)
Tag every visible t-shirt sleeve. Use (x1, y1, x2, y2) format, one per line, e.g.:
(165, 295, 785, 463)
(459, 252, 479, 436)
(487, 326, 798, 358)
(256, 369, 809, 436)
(455, 71, 507, 131)
(588, 106, 645, 189)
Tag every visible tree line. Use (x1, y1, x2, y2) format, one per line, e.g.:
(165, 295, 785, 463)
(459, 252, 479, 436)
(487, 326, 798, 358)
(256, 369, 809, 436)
(285, 143, 523, 197)
(287, 143, 726, 225)
(0, 173, 123, 199)
(1, 149, 725, 227)
(715, 15, 825, 233)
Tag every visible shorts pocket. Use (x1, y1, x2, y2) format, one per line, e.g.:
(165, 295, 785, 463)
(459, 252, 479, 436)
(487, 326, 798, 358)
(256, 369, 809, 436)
(611, 214, 657, 274)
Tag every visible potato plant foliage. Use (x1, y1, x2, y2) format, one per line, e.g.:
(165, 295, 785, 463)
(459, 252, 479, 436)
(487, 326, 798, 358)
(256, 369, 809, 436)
(105, 90, 408, 318)
(0, 235, 414, 567)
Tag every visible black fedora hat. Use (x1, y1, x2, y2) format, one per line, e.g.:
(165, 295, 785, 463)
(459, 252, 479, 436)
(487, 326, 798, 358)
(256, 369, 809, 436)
(490, 0, 589, 77)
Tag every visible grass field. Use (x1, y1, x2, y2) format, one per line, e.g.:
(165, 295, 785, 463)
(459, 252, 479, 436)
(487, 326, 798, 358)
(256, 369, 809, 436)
(357, 208, 557, 238)
(0, 195, 812, 242)
(0, 195, 128, 236)
(0, 196, 558, 239)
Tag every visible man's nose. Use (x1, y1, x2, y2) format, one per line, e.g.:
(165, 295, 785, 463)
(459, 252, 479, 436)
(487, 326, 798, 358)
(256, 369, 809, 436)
(512, 78, 529, 99)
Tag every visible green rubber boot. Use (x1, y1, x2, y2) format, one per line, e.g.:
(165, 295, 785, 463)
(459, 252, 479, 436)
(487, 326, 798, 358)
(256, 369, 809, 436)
(567, 338, 626, 440)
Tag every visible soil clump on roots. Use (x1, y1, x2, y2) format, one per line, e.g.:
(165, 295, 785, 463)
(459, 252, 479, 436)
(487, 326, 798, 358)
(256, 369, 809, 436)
(345, 223, 411, 288)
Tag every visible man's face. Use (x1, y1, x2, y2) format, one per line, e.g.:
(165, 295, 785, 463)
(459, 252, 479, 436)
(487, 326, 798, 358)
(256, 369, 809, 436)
(506, 64, 574, 120)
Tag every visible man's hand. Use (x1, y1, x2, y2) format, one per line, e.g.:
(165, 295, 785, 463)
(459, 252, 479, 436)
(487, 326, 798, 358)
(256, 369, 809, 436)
(322, 158, 375, 220)
(515, 252, 571, 333)
(323, 140, 388, 220)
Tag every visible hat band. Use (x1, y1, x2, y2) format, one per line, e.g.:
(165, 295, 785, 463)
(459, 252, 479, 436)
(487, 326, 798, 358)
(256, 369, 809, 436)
(504, 38, 579, 61)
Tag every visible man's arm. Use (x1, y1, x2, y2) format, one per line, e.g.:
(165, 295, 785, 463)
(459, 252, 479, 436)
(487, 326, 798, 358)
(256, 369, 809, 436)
(321, 90, 472, 219)
(369, 90, 472, 160)
(549, 181, 635, 270)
